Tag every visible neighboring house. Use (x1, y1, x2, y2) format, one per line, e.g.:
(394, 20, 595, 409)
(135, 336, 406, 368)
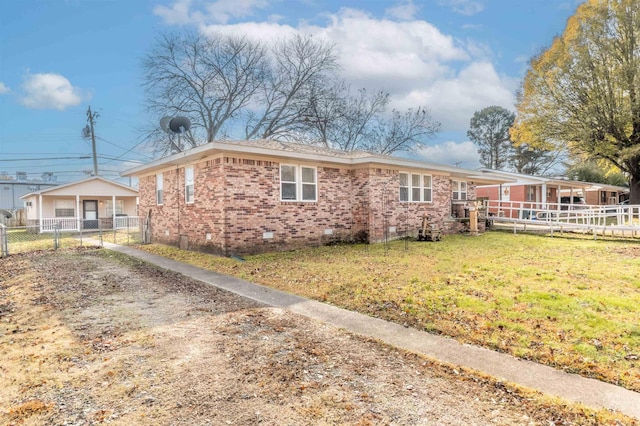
(476, 169, 606, 219)
(564, 183, 628, 206)
(1, 172, 60, 211)
(122, 140, 510, 255)
(21, 176, 139, 232)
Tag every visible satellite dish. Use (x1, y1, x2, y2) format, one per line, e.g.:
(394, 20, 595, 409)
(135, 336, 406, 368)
(160, 116, 172, 133)
(169, 116, 191, 134)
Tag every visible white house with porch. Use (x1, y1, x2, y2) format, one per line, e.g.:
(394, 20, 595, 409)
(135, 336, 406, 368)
(21, 176, 138, 232)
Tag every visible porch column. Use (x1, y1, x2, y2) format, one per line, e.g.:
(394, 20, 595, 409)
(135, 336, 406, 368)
(38, 194, 43, 233)
(541, 183, 547, 209)
(76, 195, 81, 231)
(112, 195, 116, 227)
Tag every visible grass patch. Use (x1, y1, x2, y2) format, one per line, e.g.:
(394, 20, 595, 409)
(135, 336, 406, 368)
(136, 232, 640, 392)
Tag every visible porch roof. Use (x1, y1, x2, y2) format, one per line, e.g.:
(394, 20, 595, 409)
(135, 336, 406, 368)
(20, 176, 138, 199)
(476, 169, 594, 190)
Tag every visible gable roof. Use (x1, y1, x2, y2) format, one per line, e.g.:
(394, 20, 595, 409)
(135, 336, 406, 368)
(20, 176, 138, 199)
(122, 139, 513, 185)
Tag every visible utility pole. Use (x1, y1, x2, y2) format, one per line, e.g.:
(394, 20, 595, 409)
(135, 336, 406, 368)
(85, 106, 99, 176)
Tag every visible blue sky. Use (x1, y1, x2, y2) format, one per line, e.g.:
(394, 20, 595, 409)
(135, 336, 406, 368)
(0, 0, 582, 183)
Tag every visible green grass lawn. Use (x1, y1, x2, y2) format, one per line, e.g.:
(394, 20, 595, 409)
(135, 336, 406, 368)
(136, 231, 640, 392)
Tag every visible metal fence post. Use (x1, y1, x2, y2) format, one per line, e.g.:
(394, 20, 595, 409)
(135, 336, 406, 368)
(53, 225, 60, 250)
(0, 224, 8, 257)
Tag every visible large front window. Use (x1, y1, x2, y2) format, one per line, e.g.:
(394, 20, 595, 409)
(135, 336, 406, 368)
(280, 165, 317, 201)
(54, 199, 75, 217)
(400, 172, 432, 202)
(452, 180, 467, 200)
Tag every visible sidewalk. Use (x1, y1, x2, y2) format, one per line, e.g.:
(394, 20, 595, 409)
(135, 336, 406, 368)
(103, 242, 640, 420)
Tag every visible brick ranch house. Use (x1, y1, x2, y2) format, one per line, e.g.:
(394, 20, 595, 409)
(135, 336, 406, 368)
(122, 140, 510, 255)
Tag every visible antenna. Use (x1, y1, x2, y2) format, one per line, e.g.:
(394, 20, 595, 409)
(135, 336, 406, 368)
(160, 116, 191, 152)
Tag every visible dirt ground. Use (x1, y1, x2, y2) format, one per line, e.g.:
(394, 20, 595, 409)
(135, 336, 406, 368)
(0, 248, 634, 425)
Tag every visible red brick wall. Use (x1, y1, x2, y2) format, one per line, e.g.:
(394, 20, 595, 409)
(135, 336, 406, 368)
(137, 154, 479, 254)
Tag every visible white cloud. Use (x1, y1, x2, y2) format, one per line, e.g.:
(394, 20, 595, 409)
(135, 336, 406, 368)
(161, 4, 517, 143)
(155, 0, 270, 25)
(154, 0, 194, 25)
(0, 82, 9, 94)
(439, 0, 485, 16)
(385, 0, 419, 21)
(417, 140, 480, 168)
(19, 73, 85, 110)
(393, 61, 517, 131)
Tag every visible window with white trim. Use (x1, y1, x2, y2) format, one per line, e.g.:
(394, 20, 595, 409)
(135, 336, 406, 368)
(400, 172, 432, 202)
(185, 166, 194, 204)
(156, 173, 164, 205)
(399, 173, 409, 202)
(54, 199, 75, 217)
(280, 165, 317, 201)
(452, 180, 467, 200)
(526, 185, 536, 202)
(106, 200, 124, 216)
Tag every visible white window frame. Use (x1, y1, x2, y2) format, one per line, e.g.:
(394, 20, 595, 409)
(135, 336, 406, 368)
(185, 166, 194, 204)
(106, 200, 124, 217)
(399, 173, 409, 202)
(280, 164, 317, 202)
(54, 199, 75, 217)
(156, 173, 164, 205)
(452, 180, 467, 201)
(526, 185, 536, 202)
(400, 172, 432, 202)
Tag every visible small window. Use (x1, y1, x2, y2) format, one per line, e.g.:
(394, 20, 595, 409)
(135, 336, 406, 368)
(280, 165, 317, 202)
(399, 173, 409, 202)
(280, 165, 297, 201)
(54, 199, 75, 217)
(526, 185, 536, 202)
(185, 166, 194, 204)
(452, 180, 467, 200)
(156, 173, 164, 205)
(301, 167, 316, 201)
(423, 175, 432, 202)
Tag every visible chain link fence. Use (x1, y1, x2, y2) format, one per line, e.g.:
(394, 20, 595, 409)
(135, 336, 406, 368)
(0, 218, 146, 257)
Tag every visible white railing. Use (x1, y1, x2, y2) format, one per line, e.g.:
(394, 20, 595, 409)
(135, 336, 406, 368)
(114, 216, 139, 229)
(38, 216, 140, 232)
(483, 200, 640, 229)
(41, 218, 79, 232)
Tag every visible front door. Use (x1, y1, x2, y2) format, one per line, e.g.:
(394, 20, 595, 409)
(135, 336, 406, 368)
(83, 200, 98, 229)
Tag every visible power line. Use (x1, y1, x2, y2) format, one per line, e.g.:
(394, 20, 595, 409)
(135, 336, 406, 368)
(0, 156, 91, 162)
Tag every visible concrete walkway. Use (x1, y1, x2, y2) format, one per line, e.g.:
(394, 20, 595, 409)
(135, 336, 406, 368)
(103, 242, 640, 420)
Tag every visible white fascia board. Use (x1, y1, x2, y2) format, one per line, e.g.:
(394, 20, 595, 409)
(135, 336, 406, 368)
(121, 141, 513, 184)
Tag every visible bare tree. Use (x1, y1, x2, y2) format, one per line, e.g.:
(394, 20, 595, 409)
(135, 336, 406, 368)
(142, 32, 267, 154)
(244, 35, 338, 140)
(142, 31, 440, 157)
(365, 107, 440, 155)
(304, 83, 389, 151)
